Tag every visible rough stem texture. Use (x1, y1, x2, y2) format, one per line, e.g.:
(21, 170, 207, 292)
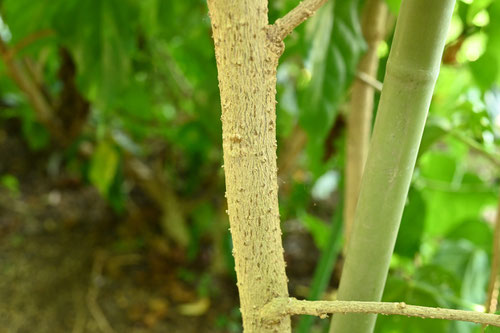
(268, 0, 328, 41)
(207, 0, 326, 331)
(330, 0, 456, 332)
(344, 0, 388, 246)
(261, 298, 500, 327)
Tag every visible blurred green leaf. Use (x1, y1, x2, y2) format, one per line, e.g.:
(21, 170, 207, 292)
(376, 273, 450, 332)
(299, 212, 330, 250)
(89, 140, 119, 196)
(470, 1, 500, 89)
(385, 0, 402, 14)
(299, 0, 365, 158)
(486, 325, 500, 333)
(422, 186, 496, 236)
(53, 0, 138, 105)
(394, 187, 425, 258)
(0, 174, 20, 195)
(447, 219, 493, 253)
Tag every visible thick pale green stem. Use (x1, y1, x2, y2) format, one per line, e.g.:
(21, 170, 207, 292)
(330, 0, 455, 332)
(344, 0, 388, 247)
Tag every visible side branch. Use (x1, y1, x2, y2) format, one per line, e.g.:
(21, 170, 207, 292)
(268, 0, 328, 41)
(260, 298, 500, 327)
(485, 196, 500, 314)
(0, 38, 63, 139)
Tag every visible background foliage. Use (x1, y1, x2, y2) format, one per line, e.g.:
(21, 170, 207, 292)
(0, 0, 499, 332)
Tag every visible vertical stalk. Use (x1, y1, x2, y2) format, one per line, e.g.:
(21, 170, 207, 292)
(485, 196, 500, 314)
(330, 0, 455, 332)
(344, 0, 388, 246)
(207, 1, 289, 332)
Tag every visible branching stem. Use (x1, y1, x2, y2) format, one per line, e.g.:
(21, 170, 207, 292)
(261, 298, 500, 327)
(268, 0, 328, 41)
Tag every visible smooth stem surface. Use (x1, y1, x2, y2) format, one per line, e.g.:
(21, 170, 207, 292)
(344, 0, 388, 247)
(485, 196, 500, 314)
(330, 0, 456, 332)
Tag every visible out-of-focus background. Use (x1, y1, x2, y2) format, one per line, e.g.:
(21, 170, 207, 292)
(0, 0, 499, 332)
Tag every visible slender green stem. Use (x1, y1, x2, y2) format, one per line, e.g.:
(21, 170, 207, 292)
(329, 0, 456, 332)
(296, 194, 344, 333)
(447, 130, 500, 169)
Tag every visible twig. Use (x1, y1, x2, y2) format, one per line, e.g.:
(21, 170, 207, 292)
(268, 0, 329, 41)
(7, 29, 54, 60)
(260, 298, 500, 327)
(485, 197, 500, 315)
(71, 290, 87, 333)
(355, 71, 383, 92)
(87, 251, 116, 333)
(448, 131, 500, 169)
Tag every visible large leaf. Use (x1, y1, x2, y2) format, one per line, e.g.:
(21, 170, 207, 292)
(51, 0, 138, 106)
(418, 151, 497, 236)
(1, 0, 57, 44)
(298, 0, 365, 153)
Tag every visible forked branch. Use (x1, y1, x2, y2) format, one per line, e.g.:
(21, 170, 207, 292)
(261, 298, 500, 327)
(268, 0, 329, 41)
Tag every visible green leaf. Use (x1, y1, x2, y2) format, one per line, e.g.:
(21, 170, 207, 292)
(486, 325, 500, 333)
(394, 187, 425, 258)
(376, 274, 450, 332)
(0, 174, 20, 195)
(52, 0, 138, 106)
(89, 140, 119, 196)
(298, 0, 365, 154)
(461, 249, 488, 305)
(21, 118, 50, 151)
(470, 52, 500, 90)
(419, 151, 457, 183)
(431, 240, 488, 332)
(299, 212, 330, 250)
(470, 1, 500, 89)
(385, 0, 402, 14)
(447, 219, 493, 253)
(418, 115, 453, 157)
(1, 0, 58, 44)
(422, 186, 496, 236)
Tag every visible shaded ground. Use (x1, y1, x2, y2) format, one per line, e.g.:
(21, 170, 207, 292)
(0, 121, 331, 333)
(0, 123, 241, 333)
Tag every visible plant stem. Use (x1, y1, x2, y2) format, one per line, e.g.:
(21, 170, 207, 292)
(296, 194, 344, 333)
(329, 0, 456, 332)
(485, 196, 500, 314)
(448, 130, 500, 169)
(207, 0, 327, 331)
(0, 39, 63, 140)
(261, 298, 500, 327)
(344, 0, 388, 247)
